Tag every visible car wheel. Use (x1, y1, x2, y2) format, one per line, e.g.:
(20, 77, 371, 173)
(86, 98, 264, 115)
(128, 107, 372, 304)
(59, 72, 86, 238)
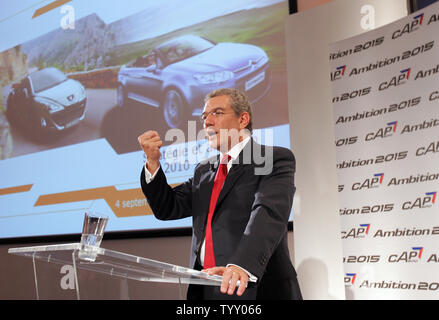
(30, 114, 50, 140)
(5, 95, 18, 124)
(117, 84, 126, 107)
(163, 89, 187, 128)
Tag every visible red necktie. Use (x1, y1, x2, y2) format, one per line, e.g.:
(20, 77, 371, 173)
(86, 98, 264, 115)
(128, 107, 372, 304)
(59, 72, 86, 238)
(204, 154, 230, 268)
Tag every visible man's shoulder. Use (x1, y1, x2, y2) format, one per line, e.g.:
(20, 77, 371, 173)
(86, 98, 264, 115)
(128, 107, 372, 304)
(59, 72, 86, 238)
(273, 145, 295, 161)
(246, 141, 295, 175)
(194, 154, 219, 172)
(253, 141, 295, 161)
(199, 154, 218, 166)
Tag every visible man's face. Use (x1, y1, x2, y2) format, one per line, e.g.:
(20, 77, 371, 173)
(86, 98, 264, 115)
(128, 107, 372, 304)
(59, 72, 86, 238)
(202, 95, 249, 152)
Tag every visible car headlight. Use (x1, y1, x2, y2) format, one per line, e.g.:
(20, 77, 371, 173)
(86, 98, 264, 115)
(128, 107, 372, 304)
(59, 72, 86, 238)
(193, 71, 234, 84)
(34, 97, 64, 113)
(79, 84, 86, 100)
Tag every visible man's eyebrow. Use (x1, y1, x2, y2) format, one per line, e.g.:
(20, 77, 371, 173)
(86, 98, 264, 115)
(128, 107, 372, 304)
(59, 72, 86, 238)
(202, 107, 226, 114)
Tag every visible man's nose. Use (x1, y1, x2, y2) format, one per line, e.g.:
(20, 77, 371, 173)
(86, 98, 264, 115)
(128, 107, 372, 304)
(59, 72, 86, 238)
(203, 114, 215, 127)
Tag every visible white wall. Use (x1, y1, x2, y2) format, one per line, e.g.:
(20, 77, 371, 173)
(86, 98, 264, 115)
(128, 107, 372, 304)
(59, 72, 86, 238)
(285, 0, 408, 300)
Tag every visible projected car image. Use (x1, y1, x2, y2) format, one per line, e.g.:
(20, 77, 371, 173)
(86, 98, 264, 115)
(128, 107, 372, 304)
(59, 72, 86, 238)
(117, 35, 271, 128)
(6, 67, 86, 134)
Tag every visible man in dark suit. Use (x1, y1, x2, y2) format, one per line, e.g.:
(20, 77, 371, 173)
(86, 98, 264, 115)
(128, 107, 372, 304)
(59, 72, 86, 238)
(138, 88, 302, 300)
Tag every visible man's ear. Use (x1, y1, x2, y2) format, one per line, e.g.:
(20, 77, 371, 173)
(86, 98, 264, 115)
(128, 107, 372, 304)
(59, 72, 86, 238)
(239, 112, 250, 129)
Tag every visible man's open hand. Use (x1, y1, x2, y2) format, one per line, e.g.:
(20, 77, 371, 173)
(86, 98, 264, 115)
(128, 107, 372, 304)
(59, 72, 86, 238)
(202, 265, 249, 296)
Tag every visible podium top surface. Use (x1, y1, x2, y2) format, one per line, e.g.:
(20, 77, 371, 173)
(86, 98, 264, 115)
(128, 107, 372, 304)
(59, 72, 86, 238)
(8, 243, 244, 287)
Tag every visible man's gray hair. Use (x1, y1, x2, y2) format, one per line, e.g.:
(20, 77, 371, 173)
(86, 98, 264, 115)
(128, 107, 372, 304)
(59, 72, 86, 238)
(205, 88, 253, 132)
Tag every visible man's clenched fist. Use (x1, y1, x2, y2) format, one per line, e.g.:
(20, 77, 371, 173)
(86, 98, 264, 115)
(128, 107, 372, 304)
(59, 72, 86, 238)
(138, 130, 162, 174)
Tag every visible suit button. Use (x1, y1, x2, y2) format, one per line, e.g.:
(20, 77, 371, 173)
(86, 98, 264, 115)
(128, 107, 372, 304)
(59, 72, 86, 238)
(259, 253, 268, 265)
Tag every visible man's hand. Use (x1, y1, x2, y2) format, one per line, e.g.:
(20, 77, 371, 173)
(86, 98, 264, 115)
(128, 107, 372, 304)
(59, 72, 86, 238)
(138, 130, 162, 174)
(202, 265, 249, 296)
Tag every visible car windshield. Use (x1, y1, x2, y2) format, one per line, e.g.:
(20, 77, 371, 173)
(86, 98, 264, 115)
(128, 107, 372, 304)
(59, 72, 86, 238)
(29, 68, 68, 93)
(157, 35, 214, 66)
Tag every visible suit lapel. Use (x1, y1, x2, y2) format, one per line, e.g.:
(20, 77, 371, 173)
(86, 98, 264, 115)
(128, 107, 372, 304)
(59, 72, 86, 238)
(198, 156, 219, 215)
(216, 164, 248, 206)
(199, 139, 261, 219)
(215, 139, 255, 210)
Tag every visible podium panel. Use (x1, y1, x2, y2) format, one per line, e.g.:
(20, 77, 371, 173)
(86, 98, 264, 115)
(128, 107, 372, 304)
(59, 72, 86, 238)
(18, 258, 132, 299)
(9, 243, 242, 299)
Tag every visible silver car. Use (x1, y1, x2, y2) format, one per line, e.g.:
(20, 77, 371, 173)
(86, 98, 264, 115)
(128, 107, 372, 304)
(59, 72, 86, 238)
(7, 67, 86, 133)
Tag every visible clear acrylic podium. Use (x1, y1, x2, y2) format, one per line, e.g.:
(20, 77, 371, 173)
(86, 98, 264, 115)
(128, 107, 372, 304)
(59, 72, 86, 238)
(8, 243, 235, 300)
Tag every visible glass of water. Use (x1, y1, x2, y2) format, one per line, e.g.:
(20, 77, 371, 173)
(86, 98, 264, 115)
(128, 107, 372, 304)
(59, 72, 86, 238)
(78, 211, 108, 262)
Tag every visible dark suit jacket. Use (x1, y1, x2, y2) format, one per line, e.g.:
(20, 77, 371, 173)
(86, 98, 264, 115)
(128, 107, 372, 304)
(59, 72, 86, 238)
(140, 139, 302, 300)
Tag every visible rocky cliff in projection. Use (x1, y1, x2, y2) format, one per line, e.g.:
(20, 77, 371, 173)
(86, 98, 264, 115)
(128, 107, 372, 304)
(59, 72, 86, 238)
(0, 45, 28, 159)
(0, 45, 28, 86)
(22, 13, 117, 72)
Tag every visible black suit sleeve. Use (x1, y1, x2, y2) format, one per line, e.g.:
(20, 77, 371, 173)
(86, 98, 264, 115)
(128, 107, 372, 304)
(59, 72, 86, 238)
(140, 165, 193, 221)
(228, 147, 295, 279)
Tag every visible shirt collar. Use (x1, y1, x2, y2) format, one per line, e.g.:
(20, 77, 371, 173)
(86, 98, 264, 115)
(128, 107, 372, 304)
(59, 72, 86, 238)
(220, 136, 251, 162)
